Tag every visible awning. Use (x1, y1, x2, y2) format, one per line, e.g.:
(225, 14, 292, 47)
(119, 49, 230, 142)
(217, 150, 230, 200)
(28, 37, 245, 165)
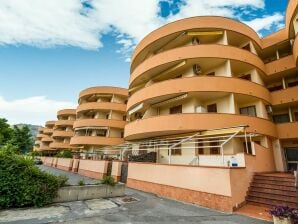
(128, 103, 144, 115)
(152, 94, 188, 107)
(152, 61, 186, 81)
(186, 31, 223, 36)
(75, 126, 109, 131)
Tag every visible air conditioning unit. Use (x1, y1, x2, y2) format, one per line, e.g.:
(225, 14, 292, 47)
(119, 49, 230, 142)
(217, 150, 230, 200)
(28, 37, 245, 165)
(266, 105, 273, 114)
(196, 106, 207, 113)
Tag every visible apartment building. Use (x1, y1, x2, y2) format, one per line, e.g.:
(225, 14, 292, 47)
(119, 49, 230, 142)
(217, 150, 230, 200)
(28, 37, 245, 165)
(38, 121, 56, 151)
(70, 86, 128, 158)
(49, 109, 77, 151)
(33, 127, 45, 151)
(124, 6, 298, 172)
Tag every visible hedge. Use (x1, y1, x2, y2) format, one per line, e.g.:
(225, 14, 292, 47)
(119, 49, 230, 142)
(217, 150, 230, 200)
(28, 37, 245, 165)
(0, 150, 67, 208)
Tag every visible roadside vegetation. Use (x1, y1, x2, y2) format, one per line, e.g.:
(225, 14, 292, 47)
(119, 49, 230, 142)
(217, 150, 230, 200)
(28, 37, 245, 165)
(0, 118, 68, 208)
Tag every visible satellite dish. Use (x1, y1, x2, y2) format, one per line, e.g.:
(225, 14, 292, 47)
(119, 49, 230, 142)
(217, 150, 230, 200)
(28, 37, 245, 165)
(193, 64, 202, 75)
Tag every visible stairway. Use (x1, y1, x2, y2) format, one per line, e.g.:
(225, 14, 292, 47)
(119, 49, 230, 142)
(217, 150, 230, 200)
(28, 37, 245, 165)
(246, 173, 298, 209)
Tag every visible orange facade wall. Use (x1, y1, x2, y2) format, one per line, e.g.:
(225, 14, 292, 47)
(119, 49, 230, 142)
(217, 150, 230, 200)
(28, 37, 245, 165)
(111, 161, 123, 182)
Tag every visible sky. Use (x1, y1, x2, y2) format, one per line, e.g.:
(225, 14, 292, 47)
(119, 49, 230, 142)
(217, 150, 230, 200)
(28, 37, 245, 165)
(0, 0, 289, 125)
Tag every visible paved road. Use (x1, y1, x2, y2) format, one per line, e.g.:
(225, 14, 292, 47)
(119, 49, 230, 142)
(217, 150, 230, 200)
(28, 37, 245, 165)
(37, 165, 99, 185)
(0, 188, 271, 224)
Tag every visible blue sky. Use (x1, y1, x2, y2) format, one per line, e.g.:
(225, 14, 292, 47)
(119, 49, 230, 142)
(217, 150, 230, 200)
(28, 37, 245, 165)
(0, 0, 289, 125)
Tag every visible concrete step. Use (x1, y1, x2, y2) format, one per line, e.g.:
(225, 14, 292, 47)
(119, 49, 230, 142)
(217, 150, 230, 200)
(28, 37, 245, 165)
(248, 187, 298, 197)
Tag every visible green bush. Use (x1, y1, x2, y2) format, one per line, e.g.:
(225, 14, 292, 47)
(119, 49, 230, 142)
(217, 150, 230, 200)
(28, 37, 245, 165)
(101, 176, 116, 186)
(78, 179, 85, 186)
(0, 150, 64, 208)
(56, 150, 72, 158)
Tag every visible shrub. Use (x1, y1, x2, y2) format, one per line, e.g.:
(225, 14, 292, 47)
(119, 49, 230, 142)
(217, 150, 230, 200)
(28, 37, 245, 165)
(56, 150, 72, 158)
(78, 179, 85, 186)
(101, 176, 116, 186)
(0, 150, 64, 208)
(57, 175, 69, 187)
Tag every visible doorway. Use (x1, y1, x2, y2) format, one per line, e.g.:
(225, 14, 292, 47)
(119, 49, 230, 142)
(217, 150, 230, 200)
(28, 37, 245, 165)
(285, 148, 298, 171)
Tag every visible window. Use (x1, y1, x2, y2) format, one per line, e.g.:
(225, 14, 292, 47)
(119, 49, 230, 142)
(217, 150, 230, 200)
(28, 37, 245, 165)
(170, 105, 182, 114)
(206, 72, 215, 76)
(268, 85, 283, 92)
(240, 106, 256, 117)
(173, 74, 182, 79)
(294, 112, 298, 122)
(210, 140, 220, 154)
(239, 74, 251, 81)
(168, 143, 182, 155)
(193, 64, 202, 75)
(95, 129, 107, 137)
(242, 43, 251, 51)
(243, 142, 252, 154)
(123, 115, 127, 121)
(287, 80, 298, 87)
(196, 140, 204, 155)
(273, 114, 290, 123)
(121, 132, 124, 138)
(207, 104, 217, 113)
(106, 114, 110, 119)
(135, 112, 143, 119)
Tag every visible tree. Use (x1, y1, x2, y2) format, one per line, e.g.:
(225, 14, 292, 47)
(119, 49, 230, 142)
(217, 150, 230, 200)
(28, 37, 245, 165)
(0, 118, 13, 147)
(10, 125, 34, 154)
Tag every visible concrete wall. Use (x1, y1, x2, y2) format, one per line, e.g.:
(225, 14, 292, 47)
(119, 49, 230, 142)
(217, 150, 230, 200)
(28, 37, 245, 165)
(111, 161, 123, 182)
(78, 160, 109, 179)
(56, 158, 73, 171)
(53, 184, 125, 203)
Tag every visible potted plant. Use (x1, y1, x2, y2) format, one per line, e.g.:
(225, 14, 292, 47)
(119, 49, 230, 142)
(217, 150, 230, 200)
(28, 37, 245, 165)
(269, 206, 294, 224)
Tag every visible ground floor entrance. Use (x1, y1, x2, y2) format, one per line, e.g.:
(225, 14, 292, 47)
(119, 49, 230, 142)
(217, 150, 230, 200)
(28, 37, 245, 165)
(285, 148, 298, 171)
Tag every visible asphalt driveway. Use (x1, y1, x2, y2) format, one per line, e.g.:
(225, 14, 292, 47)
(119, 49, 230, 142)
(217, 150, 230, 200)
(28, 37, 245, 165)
(0, 187, 271, 224)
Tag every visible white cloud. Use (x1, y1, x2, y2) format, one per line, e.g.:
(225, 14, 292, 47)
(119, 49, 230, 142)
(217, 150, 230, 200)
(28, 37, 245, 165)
(0, 0, 103, 49)
(0, 96, 76, 125)
(0, 0, 286, 58)
(243, 13, 284, 35)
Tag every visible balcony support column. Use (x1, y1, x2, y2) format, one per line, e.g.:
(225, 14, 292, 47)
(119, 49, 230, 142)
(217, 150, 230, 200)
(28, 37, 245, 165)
(289, 107, 293, 122)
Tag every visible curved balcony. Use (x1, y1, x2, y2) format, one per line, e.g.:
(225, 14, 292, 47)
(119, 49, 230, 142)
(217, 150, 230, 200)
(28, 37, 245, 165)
(74, 119, 126, 129)
(277, 122, 298, 139)
(52, 130, 74, 138)
(57, 109, 76, 117)
(131, 16, 261, 69)
(39, 145, 52, 151)
(127, 76, 271, 110)
(36, 134, 47, 139)
(265, 55, 295, 75)
(271, 86, 298, 105)
(49, 142, 76, 150)
(41, 137, 53, 142)
(45, 121, 56, 127)
(130, 45, 265, 87)
(124, 113, 277, 140)
(70, 136, 124, 146)
(79, 86, 128, 99)
(54, 120, 75, 127)
(285, 0, 298, 37)
(43, 128, 53, 134)
(77, 102, 126, 114)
